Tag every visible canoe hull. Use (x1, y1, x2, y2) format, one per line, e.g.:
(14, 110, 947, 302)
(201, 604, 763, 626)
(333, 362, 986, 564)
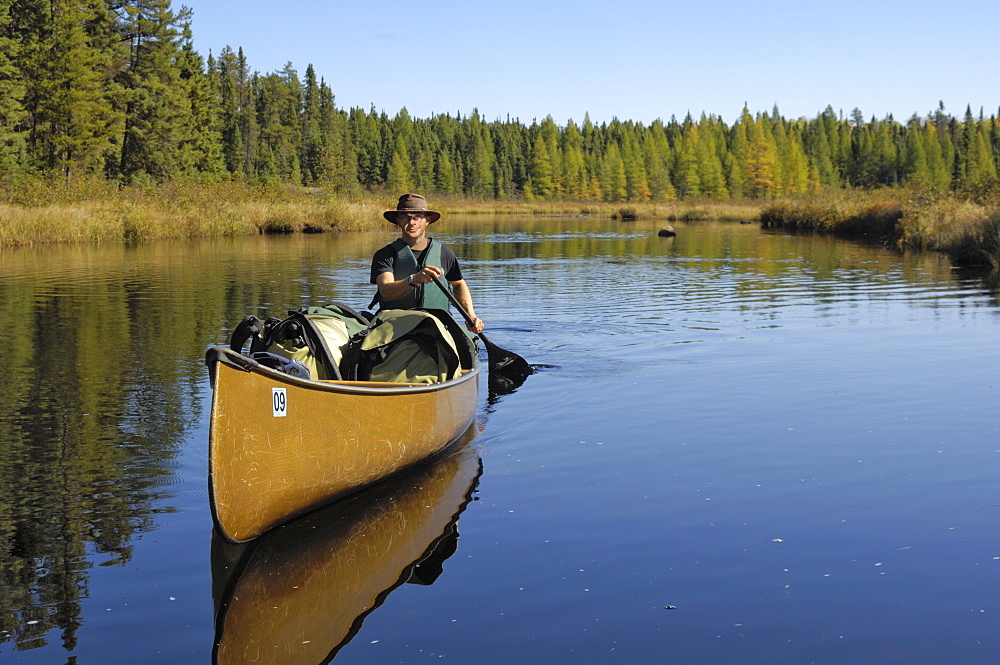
(211, 441, 482, 664)
(206, 347, 480, 542)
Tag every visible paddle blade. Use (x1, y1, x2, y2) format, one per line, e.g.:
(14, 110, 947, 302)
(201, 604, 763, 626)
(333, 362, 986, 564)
(480, 332, 533, 391)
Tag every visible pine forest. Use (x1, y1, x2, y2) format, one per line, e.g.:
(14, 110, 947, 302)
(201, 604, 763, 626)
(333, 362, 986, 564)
(1, 0, 999, 204)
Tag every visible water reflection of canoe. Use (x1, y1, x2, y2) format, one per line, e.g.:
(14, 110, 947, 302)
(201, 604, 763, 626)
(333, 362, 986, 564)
(211, 441, 482, 665)
(205, 346, 481, 543)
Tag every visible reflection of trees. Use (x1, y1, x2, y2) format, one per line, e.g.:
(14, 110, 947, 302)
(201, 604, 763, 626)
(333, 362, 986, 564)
(0, 287, 188, 650)
(0, 235, 396, 653)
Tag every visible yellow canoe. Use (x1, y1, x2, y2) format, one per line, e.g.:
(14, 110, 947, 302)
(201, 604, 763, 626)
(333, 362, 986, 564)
(211, 439, 482, 665)
(205, 346, 481, 543)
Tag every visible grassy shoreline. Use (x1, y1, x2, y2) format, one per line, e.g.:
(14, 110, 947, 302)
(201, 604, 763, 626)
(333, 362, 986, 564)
(760, 190, 1000, 268)
(2, 180, 999, 268)
(0, 181, 386, 247)
(0, 179, 764, 247)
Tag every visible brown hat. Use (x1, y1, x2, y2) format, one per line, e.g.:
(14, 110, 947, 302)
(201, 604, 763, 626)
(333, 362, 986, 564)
(383, 193, 441, 225)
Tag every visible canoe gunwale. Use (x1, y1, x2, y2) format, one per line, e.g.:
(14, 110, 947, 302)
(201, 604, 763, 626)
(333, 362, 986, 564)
(206, 346, 481, 395)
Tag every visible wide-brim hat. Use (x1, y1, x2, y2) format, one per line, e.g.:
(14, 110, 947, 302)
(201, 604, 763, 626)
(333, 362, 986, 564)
(383, 193, 441, 225)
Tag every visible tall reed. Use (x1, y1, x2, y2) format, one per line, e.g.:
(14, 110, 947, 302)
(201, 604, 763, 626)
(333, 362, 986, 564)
(0, 179, 388, 247)
(899, 200, 1000, 265)
(760, 193, 903, 238)
(1, 182, 769, 247)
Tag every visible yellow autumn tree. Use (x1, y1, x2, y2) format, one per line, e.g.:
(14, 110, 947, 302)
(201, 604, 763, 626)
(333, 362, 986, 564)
(746, 116, 776, 198)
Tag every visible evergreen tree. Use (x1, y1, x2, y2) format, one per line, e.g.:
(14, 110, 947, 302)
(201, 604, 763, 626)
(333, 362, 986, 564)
(621, 128, 650, 201)
(991, 114, 1000, 176)
(820, 107, 841, 178)
(254, 65, 301, 182)
(778, 124, 810, 195)
(902, 116, 929, 184)
(490, 119, 526, 198)
(921, 121, 949, 190)
(848, 124, 875, 187)
(299, 64, 323, 183)
(673, 124, 701, 197)
(175, 37, 224, 176)
(695, 115, 727, 198)
(409, 119, 438, 192)
(461, 110, 494, 198)
(216, 46, 256, 176)
(560, 120, 585, 199)
(20, 0, 125, 178)
(349, 105, 386, 188)
(116, 0, 193, 180)
(318, 79, 357, 193)
(390, 107, 415, 185)
(960, 124, 997, 189)
(6, 13, 995, 209)
(386, 148, 411, 192)
(872, 120, 898, 185)
(940, 119, 957, 188)
(803, 110, 839, 187)
(954, 106, 976, 185)
(643, 121, 675, 202)
(726, 110, 751, 197)
(600, 142, 626, 201)
(0, 0, 26, 176)
(435, 148, 457, 194)
(527, 134, 554, 198)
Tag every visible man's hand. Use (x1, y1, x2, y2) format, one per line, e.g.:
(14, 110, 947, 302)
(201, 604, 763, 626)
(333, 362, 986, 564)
(409, 265, 443, 285)
(466, 316, 484, 334)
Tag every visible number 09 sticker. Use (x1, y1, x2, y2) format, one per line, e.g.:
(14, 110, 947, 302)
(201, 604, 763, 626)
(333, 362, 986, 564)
(272, 388, 288, 417)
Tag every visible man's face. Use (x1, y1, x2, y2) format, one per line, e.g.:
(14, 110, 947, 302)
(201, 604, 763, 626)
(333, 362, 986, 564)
(397, 212, 429, 237)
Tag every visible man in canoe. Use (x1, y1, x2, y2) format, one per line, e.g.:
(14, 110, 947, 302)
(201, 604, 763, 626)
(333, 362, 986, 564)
(371, 193, 485, 334)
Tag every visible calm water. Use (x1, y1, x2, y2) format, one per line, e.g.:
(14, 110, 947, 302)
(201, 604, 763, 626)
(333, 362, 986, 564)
(0, 217, 998, 664)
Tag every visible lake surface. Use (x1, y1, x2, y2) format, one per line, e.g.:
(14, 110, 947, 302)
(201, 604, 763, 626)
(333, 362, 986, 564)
(0, 217, 998, 664)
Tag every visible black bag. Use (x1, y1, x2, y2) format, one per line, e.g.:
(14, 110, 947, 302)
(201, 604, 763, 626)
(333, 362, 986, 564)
(248, 352, 311, 379)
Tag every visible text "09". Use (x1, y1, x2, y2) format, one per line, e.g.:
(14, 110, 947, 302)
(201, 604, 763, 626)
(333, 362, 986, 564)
(272, 388, 287, 417)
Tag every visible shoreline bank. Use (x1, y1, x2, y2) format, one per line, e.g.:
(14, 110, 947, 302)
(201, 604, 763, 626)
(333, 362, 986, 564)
(2, 181, 998, 268)
(0, 181, 763, 248)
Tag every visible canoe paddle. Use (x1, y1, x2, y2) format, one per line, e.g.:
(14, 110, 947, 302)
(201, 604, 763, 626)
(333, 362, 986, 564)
(430, 276, 534, 387)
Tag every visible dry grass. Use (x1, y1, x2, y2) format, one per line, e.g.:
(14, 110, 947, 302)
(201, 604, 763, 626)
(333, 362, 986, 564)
(759, 188, 1000, 267)
(898, 200, 1000, 266)
(760, 190, 904, 237)
(0, 179, 389, 247)
(2, 178, 998, 267)
(0, 183, 768, 247)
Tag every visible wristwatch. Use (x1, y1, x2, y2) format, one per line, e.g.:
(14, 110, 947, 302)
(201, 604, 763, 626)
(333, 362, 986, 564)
(407, 274, 416, 287)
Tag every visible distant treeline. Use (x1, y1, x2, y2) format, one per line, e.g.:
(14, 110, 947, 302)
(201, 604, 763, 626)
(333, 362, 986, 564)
(1, 0, 999, 202)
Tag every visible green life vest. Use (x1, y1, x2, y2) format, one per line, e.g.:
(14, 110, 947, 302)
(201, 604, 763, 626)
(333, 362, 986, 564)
(379, 238, 453, 311)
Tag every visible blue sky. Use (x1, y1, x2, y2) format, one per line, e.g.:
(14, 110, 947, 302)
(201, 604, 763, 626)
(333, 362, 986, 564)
(185, 0, 999, 126)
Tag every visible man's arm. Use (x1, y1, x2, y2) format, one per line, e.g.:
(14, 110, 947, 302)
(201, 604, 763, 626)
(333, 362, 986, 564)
(450, 279, 484, 333)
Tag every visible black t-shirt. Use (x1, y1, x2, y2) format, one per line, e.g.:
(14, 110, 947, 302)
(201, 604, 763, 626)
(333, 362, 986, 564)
(370, 241, 463, 284)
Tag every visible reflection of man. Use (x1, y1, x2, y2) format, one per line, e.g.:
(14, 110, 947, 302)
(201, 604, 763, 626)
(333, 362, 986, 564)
(370, 193, 484, 334)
